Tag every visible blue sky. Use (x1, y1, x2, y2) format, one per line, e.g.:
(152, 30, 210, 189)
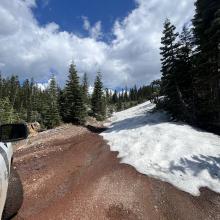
(0, 0, 195, 88)
(33, 0, 136, 40)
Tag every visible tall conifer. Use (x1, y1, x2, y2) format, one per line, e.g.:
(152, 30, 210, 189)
(160, 19, 181, 118)
(44, 75, 61, 129)
(193, 0, 220, 126)
(63, 63, 86, 124)
(91, 73, 106, 120)
(81, 73, 89, 104)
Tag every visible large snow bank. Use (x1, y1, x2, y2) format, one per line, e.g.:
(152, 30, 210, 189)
(101, 101, 220, 196)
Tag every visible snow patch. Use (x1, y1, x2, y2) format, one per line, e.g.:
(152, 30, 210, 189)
(101, 101, 220, 196)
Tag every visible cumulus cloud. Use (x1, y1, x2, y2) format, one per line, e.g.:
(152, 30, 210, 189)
(0, 0, 195, 88)
(82, 16, 90, 31)
(82, 16, 102, 40)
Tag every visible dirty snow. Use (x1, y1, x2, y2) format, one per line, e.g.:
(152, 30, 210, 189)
(101, 101, 220, 196)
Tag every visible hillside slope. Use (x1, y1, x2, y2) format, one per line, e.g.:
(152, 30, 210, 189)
(12, 120, 220, 219)
(101, 101, 220, 196)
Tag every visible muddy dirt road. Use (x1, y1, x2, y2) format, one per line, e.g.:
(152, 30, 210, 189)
(12, 125, 220, 220)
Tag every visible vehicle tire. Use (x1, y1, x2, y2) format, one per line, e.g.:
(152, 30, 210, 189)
(2, 167, 23, 220)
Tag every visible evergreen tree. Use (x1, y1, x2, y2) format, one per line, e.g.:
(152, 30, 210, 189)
(0, 97, 20, 124)
(192, 0, 220, 127)
(105, 89, 114, 115)
(129, 88, 135, 101)
(31, 84, 41, 122)
(112, 90, 118, 104)
(91, 73, 106, 120)
(160, 19, 181, 118)
(124, 86, 128, 101)
(8, 75, 20, 109)
(81, 73, 89, 104)
(22, 79, 32, 122)
(63, 63, 86, 124)
(116, 99, 122, 111)
(134, 85, 138, 101)
(44, 75, 61, 129)
(58, 88, 66, 120)
(105, 88, 111, 108)
(175, 25, 195, 121)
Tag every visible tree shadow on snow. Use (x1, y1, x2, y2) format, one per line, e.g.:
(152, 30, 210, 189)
(104, 111, 183, 133)
(169, 155, 220, 180)
(104, 110, 217, 135)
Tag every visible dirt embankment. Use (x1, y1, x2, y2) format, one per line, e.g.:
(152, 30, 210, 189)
(12, 125, 220, 220)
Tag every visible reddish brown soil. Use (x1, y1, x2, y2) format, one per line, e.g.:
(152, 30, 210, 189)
(12, 125, 220, 220)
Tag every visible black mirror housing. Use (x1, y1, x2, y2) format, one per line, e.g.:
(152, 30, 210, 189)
(0, 123, 28, 143)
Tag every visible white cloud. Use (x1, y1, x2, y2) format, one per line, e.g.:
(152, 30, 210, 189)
(82, 16, 102, 40)
(23, 0, 37, 7)
(90, 21, 102, 40)
(82, 16, 90, 31)
(36, 81, 49, 91)
(0, 0, 195, 88)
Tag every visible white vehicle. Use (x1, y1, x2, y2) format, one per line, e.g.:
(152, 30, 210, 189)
(0, 124, 28, 220)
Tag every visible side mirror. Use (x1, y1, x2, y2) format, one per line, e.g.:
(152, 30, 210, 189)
(0, 123, 28, 143)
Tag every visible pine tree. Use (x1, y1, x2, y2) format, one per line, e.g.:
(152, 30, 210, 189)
(44, 75, 61, 129)
(58, 88, 66, 120)
(91, 73, 106, 120)
(8, 75, 20, 109)
(63, 63, 86, 124)
(105, 88, 111, 108)
(175, 25, 195, 121)
(192, 0, 220, 126)
(129, 88, 134, 101)
(38, 90, 51, 127)
(112, 90, 118, 104)
(105, 89, 114, 115)
(22, 79, 32, 122)
(0, 97, 20, 124)
(81, 73, 89, 104)
(116, 99, 122, 111)
(31, 84, 41, 122)
(124, 86, 128, 102)
(134, 85, 138, 101)
(160, 18, 181, 118)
